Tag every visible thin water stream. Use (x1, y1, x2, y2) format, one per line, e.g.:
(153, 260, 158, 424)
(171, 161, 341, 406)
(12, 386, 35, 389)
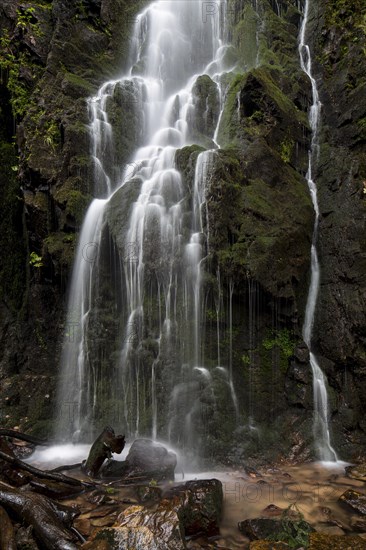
(299, 0, 338, 462)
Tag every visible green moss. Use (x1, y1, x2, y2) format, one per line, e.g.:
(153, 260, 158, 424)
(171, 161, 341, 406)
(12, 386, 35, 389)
(66, 190, 92, 225)
(262, 329, 296, 360)
(61, 71, 96, 96)
(232, 4, 259, 70)
(280, 137, 295, 163)
(44, 232, 77, 269)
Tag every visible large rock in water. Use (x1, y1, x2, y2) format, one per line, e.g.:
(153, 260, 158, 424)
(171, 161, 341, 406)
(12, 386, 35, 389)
(101, 439, 177, 482)
(83, 479, 223, 549)
(164, 479, 223, 537)
(238, 516, 314, 542)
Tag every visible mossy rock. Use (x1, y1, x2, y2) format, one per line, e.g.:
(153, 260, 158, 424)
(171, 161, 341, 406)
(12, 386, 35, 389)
(174, 144, 205, 190)
(43, 232, 77, 273)
(104, 179, 143, 253)
(191, 74, 220, 138)
(206, 143, 313, 299)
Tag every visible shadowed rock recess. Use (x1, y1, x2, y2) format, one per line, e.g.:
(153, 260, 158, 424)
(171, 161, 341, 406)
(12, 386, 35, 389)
(0, 0, 365, 465)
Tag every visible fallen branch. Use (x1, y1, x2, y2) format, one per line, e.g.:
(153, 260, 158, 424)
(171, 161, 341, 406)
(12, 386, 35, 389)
(0, 429, 52, 446)
(29, 478, 86, 500)
(0, 481, 79, 550)
(0, 450, 94, 488)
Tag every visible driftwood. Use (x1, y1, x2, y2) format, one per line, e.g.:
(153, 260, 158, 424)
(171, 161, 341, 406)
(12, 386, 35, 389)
(82, 426, 125, 477)
(0, 504, 16, 550)
(0, 450, 94, 488)
(0, 481, 79, 550)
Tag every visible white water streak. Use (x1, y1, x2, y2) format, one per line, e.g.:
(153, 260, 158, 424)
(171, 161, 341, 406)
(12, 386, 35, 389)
(299, 0, 337, 462)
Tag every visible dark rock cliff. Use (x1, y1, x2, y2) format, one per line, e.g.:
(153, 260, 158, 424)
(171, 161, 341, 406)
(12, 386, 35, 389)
(0, 0, 147, 436)
(0, 0, 365, 462)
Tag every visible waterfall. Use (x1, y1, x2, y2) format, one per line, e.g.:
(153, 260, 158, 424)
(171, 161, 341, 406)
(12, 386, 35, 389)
(56, 0, 239, 453)
(299, 1, 338, 462)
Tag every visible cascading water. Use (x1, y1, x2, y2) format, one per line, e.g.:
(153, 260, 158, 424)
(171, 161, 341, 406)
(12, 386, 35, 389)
(299, 0, 338, 462)
(56, 0, 239, 455)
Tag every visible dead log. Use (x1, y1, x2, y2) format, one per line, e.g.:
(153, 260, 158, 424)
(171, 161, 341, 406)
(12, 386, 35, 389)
(82, 426, 125, 478)
(29, 478, 85, 500)
(0, 504, 16, 550)
(0, 450, 94, 488)
(0, 481, 79, 550)
(0, 429, 51, 446)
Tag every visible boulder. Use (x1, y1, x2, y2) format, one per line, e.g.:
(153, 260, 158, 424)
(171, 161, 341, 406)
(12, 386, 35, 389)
(102, 439, 176, 482)
(239, 518, 286, 541)
(164, 479, 223, 537)
(238, 515, 314, 544)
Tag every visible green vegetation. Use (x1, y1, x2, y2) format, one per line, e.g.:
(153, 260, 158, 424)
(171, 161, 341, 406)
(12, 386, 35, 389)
(269, 504, 313, 548)
(16, 7, 42, 37)
(280, 137, 295, 163)
(263, 329, 295, 359)
(29, 252, 43, 268)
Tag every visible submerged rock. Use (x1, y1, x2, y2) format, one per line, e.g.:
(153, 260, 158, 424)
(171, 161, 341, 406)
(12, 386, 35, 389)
(239, 518, 285, 541)
(339, 489, 366, 515)
(346, 465, 366, 483)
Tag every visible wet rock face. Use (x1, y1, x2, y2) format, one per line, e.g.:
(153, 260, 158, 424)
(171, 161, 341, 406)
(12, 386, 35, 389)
(339, 489, 366, 516)
(305, 1, 366, 456)
(164, 479, 223, 537)
(85, 478, 223, 549)
(191, 75, 220, 141)
(0, 0, 146, 435)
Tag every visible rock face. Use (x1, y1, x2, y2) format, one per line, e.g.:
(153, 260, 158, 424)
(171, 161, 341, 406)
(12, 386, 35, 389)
(0, 0, 147, 437)
(302, 0, 366, 459)
(0, 0, 365, 462)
